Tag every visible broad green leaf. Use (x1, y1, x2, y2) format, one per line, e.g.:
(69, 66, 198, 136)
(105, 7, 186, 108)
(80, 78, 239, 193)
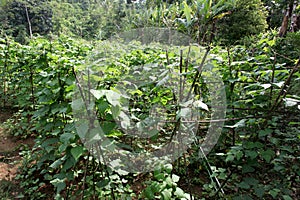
(243, 177, 259, 186)
(101, 121, 116, 134)
(161, 188, 172, 200)
(238, 181, 250, 189)
(177, 108, 191, 120)
(172, 174, 180, 183)
(183, 1, 192, 24)
(225, 154, 234, 162)
(165, 164, 173, 174)
(269, 189, 280, 198)
(225, 119, 246, 128)
(261, 149, 275, 163)
(245, 150, 258, 159)
(61, 157, 76, 172)
(86, 128, 102, 144)
(284, 98, 299, 107)
(60, 132, 75, 143)
(282, 195, 293, 200)
(71, 99, 84, 111)
(154, 172, 165, 181)
(233, 195, 253, 200)
(144, 187, 155, 199)
(97, 100, 109, 113)
(260, 83, 271, 89)
(97, 179, 109, 188)
(254, 186, 265, 198)
(70, 146, 84, 161)
(152, 181, 163, 192)
(174, 187, 186, 198)
(165, 177, 173, 187)
(193, 100, 209, 111)
(273, 81, 284, 88)
(106, 90, 121, 106)
(258, 129, 272, 137)
(50, 178, 66, 193)
(90, 89, 106, 99)
(242, 164, 255, 173)
(119, 111, 131, 129)
(50, 159, 63, 169)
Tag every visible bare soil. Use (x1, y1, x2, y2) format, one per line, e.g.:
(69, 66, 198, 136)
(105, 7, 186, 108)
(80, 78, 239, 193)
(0, 110, 35, 198)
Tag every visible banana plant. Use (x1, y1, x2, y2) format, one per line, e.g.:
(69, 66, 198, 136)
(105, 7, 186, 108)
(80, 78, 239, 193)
(176, 0, 236, 44)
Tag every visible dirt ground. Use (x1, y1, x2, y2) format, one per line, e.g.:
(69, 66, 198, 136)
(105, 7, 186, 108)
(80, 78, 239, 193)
(0, 128, 34, 180)
(0, 110, 34, 198)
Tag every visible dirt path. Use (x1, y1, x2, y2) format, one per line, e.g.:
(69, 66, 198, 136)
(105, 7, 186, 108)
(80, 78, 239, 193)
(0, 111, 34, 198)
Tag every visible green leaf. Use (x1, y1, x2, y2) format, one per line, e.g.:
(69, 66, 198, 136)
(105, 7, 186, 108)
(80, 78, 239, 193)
(151, 181, 163, 192)
(111, 105, 121, 118)
(164, 163, 173, 174)
(269, 188, 280, 198)
(70, 146, 84, 161)
(161, 188, 172, 200)
(154, 172, 165, 181)
(272, 81, 284, 88)
(245, 150, 258, 159)
(97, 100, 109, 113)
(97, 179, 110, 188)
(233, 195, 253, 200)
(49, 159, 63, 169)
(258, 129, 272, 137)
(61, 156, 76, 172)
(72, 99, 84, 111)
(183, 1, 192, 24)
(76, 120, 89, 138)
(282, 195, 293, 200)
(119, 111, 131, 129)
(193, 100, 209, 111)
(225, 154, 235, 162)
(174, 187, 186, 198)
(225, 119, 246, 128)
(172, 174, 180, 183)
(50, 178, 66, 193)
(144, 187, 155, 199)
(106, 90, 121, 106)
(261, 149, 275, 163)
(177, 108, 191, 119)
(60, 132, 75, 143)
(165, 177, 173, 187)
(90, 89, 106, 99)
(243, 177, 259, 186)
(284, 98, 299, 107)
(101, 121, 116, 134)
(238, 181, 250, 189)
(242, 164, 255, 173)
(260, 83, 271, 89)
(254, 186, 265, 198)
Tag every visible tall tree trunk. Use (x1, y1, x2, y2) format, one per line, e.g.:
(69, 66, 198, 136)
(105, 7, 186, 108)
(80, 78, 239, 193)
(290, 1, 299, 32)
(24, 4, 33, 38)
(278, 1, 294, 37)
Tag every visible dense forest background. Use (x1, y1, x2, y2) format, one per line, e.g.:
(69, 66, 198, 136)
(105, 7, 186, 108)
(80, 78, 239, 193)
(0, 0, 299, 199)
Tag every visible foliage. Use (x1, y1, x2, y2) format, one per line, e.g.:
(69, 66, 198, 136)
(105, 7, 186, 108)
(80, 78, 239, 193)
(217, 0, 268, 45)
(213, 31, 300, 199)
(0, 0, 52, 43)
(262, 0, 289, 29)
(140, 164, 191, 199)
(50, 0, 127, 39)
(0, 3, 299, 198)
